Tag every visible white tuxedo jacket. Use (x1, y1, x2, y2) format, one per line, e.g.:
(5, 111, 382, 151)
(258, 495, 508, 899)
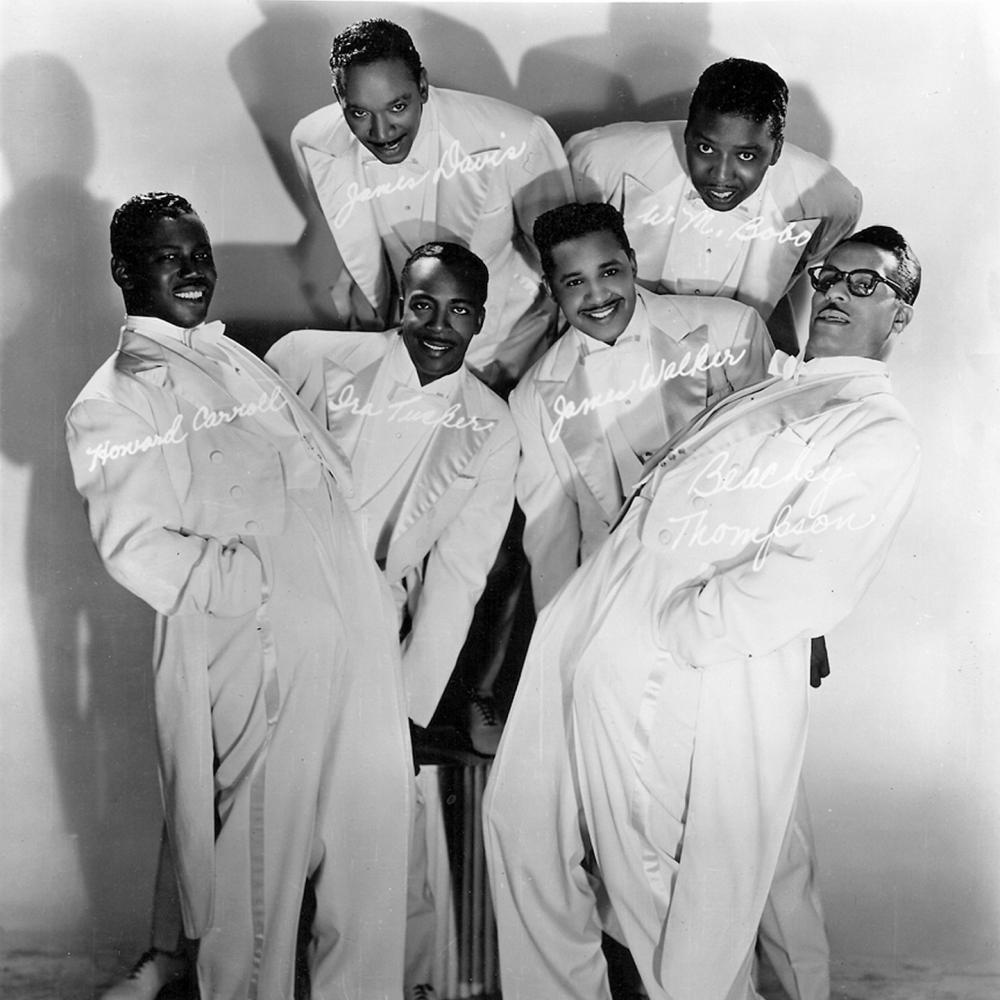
(65, 323, 409, 936)
(567, 121, 862, 349)
(487, 357, 920, 1000)
(291, 87, 574, 384)
(267, 329, 518, 724)
(510, 289, 773, 609)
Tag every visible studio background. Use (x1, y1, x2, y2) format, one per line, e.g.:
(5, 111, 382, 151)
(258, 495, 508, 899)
(2, 0, 998, 983)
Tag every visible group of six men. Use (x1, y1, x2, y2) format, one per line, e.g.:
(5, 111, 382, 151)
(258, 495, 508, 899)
(67, 17, 921, 1000)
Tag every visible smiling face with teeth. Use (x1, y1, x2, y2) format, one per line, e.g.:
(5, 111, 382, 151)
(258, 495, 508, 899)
(546, 229, 638, 345)
(112, 212, 217, 328)
(339, 57, 428, 165)
(684, 110, 782, 213)
(399, 256, 485, 385)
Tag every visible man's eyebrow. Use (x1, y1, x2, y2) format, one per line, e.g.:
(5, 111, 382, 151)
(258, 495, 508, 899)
(409, 291, 478, 304)
(557, 259, 621, 280)
(345, 89, 414, 110)
(690, 130, 763, 151)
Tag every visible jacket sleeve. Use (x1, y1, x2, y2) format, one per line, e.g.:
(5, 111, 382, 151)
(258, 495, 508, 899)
(289, 118, 316, 200)
(805, 170, 863, 268)
(659, 411, 920, 666)
(66, 396, 263, 618)
(713, 302, 775, 394)
(509, 382, 583, 611)
(289, 119, 389, 330)
(565, 128, 618, 204)
(511, 116, 576, 255)
(401, 419, 519, 725)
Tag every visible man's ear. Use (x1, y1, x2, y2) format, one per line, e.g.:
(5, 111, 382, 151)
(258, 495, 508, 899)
(473, 304, 486, 336)
(891, 302, 914, 336)
(770, 135, 784, 166)
(878, 302, 914, 360)
(628, 248, 637, 279)
(111, 255, 133, 291)
(418, 68, 429, 103)
(542, 275, 554, 301)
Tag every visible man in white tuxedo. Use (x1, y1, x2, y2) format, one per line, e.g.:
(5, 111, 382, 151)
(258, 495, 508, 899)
(569, 60, 861, 993)
(267, 242, 517, 1000)
(485, 225, 922, 1000)
(291, 17, 574, 391)
(68, 193, 413, 1000)
(511, 201, 773, 611)
(567, 58, 861, 359)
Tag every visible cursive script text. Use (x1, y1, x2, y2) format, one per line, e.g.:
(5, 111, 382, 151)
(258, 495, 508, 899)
(547, 345, 747, 443)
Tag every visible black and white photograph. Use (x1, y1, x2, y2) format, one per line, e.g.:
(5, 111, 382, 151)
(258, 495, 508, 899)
(1, 2, 998, 999)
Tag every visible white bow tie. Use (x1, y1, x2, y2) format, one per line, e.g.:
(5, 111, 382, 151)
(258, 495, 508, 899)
(186, 320, 226, 345)
(767, 349, 803, 381)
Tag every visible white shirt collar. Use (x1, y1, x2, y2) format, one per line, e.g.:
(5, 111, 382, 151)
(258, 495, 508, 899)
(768, 348, 890, 382)
(124, 314, 223, 350)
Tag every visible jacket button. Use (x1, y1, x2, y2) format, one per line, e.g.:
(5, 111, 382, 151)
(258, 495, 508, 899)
(230, 485, 244, 499)
(209, 450, 223, 463)
(690, 495, 706, 509)
(658, 529, 672, 545)
(245, 520, 260, 532)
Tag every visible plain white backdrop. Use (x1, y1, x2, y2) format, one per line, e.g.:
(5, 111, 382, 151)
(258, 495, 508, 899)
(2, 0, 998, 975)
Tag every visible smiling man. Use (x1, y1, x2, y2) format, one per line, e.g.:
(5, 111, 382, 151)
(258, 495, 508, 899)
(567, 58, 862, 358)
(267, 242, 517, 1000)
(291, 18, 574, 391)
(67, 193, 413, 1000)
(485, 225, 922, 1000)
(510, 202, 772, 611)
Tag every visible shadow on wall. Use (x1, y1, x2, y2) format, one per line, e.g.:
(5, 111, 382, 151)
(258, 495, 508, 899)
(514, 2, 715, 138)
(0, 53, 161, 950)
(222, 0, 516, 356)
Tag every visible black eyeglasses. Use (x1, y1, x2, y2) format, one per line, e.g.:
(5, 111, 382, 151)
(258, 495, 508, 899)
(807, 265, 907, 300)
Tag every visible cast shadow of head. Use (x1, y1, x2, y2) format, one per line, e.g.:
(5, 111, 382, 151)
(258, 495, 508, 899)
(0, 54, 161, 953)
(513, 3, 714, 140)
(223, 1, 514, 357)
(514, 4, 833, 156)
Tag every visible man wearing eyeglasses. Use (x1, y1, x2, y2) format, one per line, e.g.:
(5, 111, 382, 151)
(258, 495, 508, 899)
(485, 226, 921, 1000)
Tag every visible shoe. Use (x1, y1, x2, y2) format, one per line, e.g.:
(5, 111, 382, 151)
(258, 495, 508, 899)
(100, 949, 189, 1000)
(465, 687, 504, 756)
(404, 985, 437, 1000)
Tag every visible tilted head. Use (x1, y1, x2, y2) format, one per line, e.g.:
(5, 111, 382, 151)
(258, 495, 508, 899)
(805, 225, 920, 362)
(330, 19, 427, 164)
(684, 58, 788, 212)
(110, 192, 216, 328)
(399, 242, 488, 385)
(534, 202, 637, 345)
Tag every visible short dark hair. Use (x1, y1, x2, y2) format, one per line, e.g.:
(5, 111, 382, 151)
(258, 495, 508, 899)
(688, 58, 788, 143)
(534, 202, 632, 280)
(836, 226, 921, 305)
(401, 242, 489, 305)
(110, 192, 197, 261)
(329, 19, 423, 98)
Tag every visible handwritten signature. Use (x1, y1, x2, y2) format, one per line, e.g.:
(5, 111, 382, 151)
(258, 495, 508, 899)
(329, 383, 497, 432)
(547, 344, 747, 442)
(664, 503, 876, 572)
(333, 137, 528, 229)
(688, 445, 854, 515)
(85, 388, 289, 471)
(635, 201, 813, 248)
